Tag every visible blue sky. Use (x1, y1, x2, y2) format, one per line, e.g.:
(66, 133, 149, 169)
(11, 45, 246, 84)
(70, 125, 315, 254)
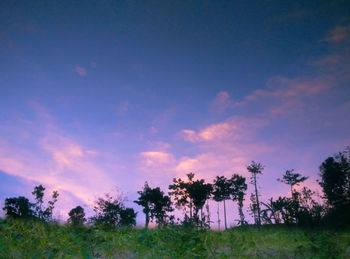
(1, 0, 349, 225)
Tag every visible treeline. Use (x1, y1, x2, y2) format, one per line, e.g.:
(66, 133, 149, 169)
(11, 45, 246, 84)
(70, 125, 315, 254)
(2, 147, 350, 229)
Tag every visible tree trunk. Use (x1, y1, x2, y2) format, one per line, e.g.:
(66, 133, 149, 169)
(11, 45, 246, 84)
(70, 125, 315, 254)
(254, 175, 261, 226)
(145, 211, 149, 229)
(217, 202, 220, 230)
(224, 199, 227, 230)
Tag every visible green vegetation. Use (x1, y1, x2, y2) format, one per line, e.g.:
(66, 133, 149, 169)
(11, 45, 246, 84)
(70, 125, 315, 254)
(1, 147, 350, 258)
(0, 219, 349, 258)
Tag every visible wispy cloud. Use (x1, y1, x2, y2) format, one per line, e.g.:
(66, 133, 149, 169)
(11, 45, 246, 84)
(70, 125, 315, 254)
(75, 66, 87, 76)
(324, 25, 350, 43)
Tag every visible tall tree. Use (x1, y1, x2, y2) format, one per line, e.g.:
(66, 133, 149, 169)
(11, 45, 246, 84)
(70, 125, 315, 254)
(90, 193, 136, 228)
(169, 173, 212, 227)
(277, 169, 308, 196)
(169, 173, 195, 219)
(187, 178, 212, 227)
(134, 182, 173, 228)
(212, 176, 231, 229)
(31, 185, 59, 221)
(319, 148, 350, 209)
(230, 174, 248, 225)
(3, 196, 34, 219)
(68, 206, 86, 225)
(247, 161, 264, 226)
(134, 182, 152, 228)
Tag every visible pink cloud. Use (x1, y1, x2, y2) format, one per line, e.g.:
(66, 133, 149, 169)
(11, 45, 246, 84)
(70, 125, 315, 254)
(210, 91, 235, 113)
(179, 116, 266, 143)
(75, 66, 87, 76)
(324, 25, 350, 43)
(115, 101, 129, 116)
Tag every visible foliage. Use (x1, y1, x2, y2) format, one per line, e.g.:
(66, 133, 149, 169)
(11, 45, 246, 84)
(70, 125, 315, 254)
(319, 148, 350, 209)
(247, 161, 264, 226)
(319, 148, 350, 227)
(32, 184, 59, 221)
(230, 174, 248, 225)
(277, 169, 309, 195)
(212, 176, 231, 229)
(90, 193, 136, 228)
(68, 206, 86, 226)
(3, 185, 59, 222)
(134, 182, 173, 228)
(169, 173, 212, 227)
(1, 219, 349, 258)
(3, 196, 34, 219)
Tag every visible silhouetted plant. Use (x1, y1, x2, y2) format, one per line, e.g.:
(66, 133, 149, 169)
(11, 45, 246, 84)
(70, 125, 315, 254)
(90, 193, 136, 228)
(187, 178, 212, 227)
(319, 147, 350, 227)
(169, 173, 212, 227)
(68, 206, 86, 225)
(32, 185, 59, 221)
(119, 207, 137, 226)
(3, 196, 34, 219)
(230, 174, 248, 225)
(134, 182, 173, 228)
(247, 161, 264, 226)
(169, 173, 195, 220)
(277, 169, 308, 197)
(212, 176, 231, 230)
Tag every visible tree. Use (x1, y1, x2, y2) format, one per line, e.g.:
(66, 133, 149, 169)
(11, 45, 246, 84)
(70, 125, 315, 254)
(247, 161, 264, 226)
(169, 173, 212, 227)
(319, 148, 350, 226)
(277, 169, 308, 196)
(68, 206, 86, 225)
(230, 174, 248, 225)
(169, 173, 195, 220)
(134, 182, 173, 228)
(32, 185, 59, 221)
(187, 178, 212, 227)
(212, 176, 231, 230)
(90, 193, 136, 228)
(119, 208, 137, 226)
(3, 196, 34, 219)
(134, 182, 152, 228)
(319, 148, 350, 209)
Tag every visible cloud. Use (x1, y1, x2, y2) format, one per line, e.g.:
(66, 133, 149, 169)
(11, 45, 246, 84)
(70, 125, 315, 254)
(0, 105, 122, 215)
(75, 66, 87, 76)
(179, 116, 266, 143)
(115, 101, 129, 116)
(324, 25, 350, 43)
(140, 151, 175, 167)
(210, 91, 237, 113)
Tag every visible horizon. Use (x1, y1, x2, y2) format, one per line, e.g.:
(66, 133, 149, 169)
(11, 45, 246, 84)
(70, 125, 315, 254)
(1, 0, 350, 226)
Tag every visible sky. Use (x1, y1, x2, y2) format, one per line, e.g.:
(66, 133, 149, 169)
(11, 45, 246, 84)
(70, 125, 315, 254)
(0, 0, 350, 226)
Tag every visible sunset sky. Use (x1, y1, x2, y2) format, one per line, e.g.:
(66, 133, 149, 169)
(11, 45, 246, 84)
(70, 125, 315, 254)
(1, 1, 350, 225)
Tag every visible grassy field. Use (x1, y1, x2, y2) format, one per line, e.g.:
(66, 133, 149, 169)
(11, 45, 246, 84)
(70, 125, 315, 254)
(1, 219, 350, 258)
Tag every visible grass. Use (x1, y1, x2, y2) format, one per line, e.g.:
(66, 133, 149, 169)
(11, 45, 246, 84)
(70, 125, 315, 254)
(1, 219, 350, 258)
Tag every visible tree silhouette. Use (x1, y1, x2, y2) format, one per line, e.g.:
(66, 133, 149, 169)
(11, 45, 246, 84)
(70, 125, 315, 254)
(32, 185, 59, 221)
(68, 206, 86, 225)
(319, 148, 350, 209)
(212, 176, 231, 230)
(169, 173, 212, 227)
(3, 196, 34, 219)
(247, 161, 264, 226)
(134, 182, 173, 228)
(169, 173, 195, 220)
(319, 148, 350, 226)
(230, 174, 248, 225)
(119, 207, 137, 226)
(187, 178, 212, 227)
(278, 169, 308, 196)
(90, 193, 136, 228)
